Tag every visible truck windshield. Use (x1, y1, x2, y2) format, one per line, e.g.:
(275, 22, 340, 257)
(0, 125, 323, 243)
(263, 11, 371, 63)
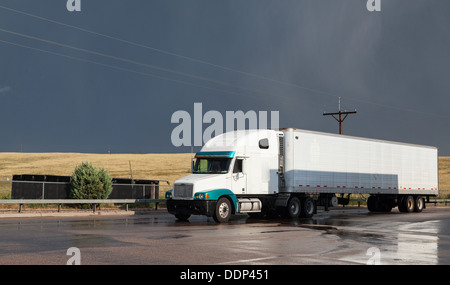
(193, 158, 232, 174)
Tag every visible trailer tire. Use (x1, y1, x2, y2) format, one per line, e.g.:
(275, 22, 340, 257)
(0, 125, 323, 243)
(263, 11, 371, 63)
(367, 195, 377, 212)
(414, 196, 424, 213)
(403, 195, 415, 213)
(397, 196, 406, 212)
(213, 197, 232, 223)
(301, 197, 315, 218)
(380, 197, 394, 212)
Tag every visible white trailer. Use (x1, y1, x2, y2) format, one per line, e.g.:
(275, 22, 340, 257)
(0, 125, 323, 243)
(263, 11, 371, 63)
(166, 128, 439, 222)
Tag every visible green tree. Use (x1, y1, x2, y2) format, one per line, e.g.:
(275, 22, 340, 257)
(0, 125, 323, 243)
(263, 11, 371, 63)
(71, 162, 112, 199)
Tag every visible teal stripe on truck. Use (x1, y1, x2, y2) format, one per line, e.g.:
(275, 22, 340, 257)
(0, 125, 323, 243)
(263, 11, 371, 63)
(195, 151, 236, 158)
(194, 189, 237, 213)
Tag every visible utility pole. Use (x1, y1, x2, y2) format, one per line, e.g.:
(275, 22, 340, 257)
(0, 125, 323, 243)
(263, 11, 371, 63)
(323, 97, 357, 135)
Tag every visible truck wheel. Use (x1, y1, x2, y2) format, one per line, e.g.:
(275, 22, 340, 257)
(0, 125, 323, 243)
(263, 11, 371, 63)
(403, 195, 415, 213)
(301, 197, 315, 218)
(213, 197, 232, 223)
(175, 213, 191, 221)
(414, 196, 424, 212)
(285, 197, 301, 219)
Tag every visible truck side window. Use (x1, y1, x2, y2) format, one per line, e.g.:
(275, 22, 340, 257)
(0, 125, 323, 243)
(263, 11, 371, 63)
(233, 159, 243, 173)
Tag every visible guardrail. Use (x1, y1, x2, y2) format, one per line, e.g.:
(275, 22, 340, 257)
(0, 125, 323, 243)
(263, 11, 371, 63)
(428, 199, 450, 206)
(0, 198, 166, 213)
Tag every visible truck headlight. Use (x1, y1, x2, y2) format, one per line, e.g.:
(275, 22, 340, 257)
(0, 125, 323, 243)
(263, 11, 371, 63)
(195, 193, 209, 200)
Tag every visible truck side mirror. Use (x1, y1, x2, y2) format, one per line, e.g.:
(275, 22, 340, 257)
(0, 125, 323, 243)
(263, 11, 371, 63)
(259, 138, 269, 149)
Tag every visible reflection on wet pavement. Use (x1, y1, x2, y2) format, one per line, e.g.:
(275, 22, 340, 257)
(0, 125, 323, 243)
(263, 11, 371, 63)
(0, 208, 449, 264)
(242, 210, 448, 265)
(316, 216, 444, 264)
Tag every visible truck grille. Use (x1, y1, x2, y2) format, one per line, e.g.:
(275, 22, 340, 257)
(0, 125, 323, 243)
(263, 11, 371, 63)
(173, 184, 193, 198)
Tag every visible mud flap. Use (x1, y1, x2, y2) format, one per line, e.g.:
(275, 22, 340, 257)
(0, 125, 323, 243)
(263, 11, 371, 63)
(274, 193, 291, 208)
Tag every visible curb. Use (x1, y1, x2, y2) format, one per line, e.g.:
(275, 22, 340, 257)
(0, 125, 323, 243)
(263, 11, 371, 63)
(0, 208, 169, 219)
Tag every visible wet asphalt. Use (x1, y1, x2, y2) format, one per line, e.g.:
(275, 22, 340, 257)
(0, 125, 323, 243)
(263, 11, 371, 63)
(0, 206, 449, 265)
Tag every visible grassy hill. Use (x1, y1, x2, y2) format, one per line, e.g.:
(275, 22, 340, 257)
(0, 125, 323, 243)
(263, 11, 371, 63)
(0, 152, 193, 198)
(0, 153, 449, 198)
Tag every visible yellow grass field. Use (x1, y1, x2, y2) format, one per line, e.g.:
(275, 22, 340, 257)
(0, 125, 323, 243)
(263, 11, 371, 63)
(0, 153, 449, 198)
(0, 152, 194, 198)
(439, 157, 450, 197)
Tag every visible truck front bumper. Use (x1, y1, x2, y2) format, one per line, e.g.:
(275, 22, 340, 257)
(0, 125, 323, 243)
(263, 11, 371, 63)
(166, 199, 217, 217)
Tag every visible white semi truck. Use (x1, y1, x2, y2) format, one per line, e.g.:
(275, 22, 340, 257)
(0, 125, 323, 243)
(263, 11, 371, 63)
(166, 128, 439, 222)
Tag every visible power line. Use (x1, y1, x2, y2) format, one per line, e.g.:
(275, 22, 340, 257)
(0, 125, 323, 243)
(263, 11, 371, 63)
(0, 4, 340, 99)
(0, 27, 287, 100)
(0, 39, 332, 114)
(0, 38, 328, 112)
(0, 38, 266, 101)
(1, 28, 447, 120)
(0, 5, 448, 120)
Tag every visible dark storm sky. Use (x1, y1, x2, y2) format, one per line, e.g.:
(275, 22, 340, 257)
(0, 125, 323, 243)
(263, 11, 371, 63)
(0, 0, 449, 154)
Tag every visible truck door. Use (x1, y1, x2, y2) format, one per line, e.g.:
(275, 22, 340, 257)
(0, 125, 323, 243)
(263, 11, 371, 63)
(231, 157, 247, 194)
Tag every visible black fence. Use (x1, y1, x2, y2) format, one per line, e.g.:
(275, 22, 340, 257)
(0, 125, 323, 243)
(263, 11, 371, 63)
(11, 174, 160, 200)
(109, 178, 160, 199)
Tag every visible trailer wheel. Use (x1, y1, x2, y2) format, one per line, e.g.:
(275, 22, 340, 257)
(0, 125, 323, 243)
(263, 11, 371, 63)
(414, 196, 424, 212)
(213, 197, 232, 223)
(301, 197, 315, 218)
(397, 196, 406, 212)
(285, 197, 301, 219)
(367, 195, 377, 212)
(403, 195, 415, 213)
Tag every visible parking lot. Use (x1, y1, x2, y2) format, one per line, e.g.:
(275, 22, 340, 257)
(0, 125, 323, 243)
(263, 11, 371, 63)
(0, 206, 449, 265)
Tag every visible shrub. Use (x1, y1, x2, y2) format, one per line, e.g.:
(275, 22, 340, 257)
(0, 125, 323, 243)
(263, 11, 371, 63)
(71, 162, 112, 200)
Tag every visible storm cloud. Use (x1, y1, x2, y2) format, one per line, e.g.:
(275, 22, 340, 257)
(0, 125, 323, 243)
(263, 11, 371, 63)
(0, 0, 449, 154)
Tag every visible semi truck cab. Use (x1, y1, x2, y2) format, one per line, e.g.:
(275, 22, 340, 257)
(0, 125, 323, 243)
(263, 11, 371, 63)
(166, 130, 281, 222)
